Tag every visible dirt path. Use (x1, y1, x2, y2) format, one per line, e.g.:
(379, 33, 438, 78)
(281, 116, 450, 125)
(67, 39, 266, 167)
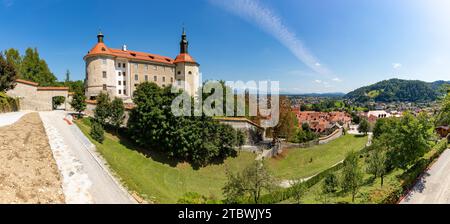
(0, 113, 64, 203)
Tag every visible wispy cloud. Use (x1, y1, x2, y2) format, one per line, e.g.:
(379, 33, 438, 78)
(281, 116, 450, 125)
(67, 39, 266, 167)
(209, 0, 331, 76)
(332, 77, 342, 82)
(314, 79, 322, 84)
(392, 63, 402, 70)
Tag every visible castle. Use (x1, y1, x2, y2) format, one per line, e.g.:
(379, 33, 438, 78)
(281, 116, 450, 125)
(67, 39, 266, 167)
(83, 29, 200, 101)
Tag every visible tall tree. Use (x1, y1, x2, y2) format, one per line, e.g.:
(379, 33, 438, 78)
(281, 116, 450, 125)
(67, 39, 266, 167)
(70, 91, 86, 118)
(110, 97, 125, 133)
(4, 48, 22, 74)
(436, 93, 450, 126)
(94, 92, 111, 126)
(223, 161, 276, 204)
(0, 53, 17, 91)
(365, 147, 387, 187)
(358, 118, 370, 135)
(20, 48, 57, 86)
(341, 151, 363, 203)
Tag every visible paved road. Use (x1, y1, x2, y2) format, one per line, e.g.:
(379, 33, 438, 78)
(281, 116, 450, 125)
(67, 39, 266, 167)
(401, 149, 450, 204)
(40, 111, 136, 204)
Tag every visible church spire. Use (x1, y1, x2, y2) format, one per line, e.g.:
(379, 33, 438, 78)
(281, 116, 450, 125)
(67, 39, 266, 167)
(180, 27, 188, 54)
(97, 31, 104, 43)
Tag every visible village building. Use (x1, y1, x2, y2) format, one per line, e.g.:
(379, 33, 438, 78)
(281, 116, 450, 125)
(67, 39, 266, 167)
(292, 109, 352, 133)
(84, 30, 200, 102)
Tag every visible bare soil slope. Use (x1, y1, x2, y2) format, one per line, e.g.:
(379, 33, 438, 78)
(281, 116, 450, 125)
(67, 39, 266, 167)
(0, 113, 64, 203)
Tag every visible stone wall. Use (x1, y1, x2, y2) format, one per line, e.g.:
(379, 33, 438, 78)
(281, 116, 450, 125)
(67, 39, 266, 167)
(6, 82, 69, 111)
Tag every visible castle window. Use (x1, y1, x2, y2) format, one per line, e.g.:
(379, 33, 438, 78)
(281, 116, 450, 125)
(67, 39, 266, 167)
(154, 76, 157, 82)
(118, 72, 121, 76)
(123, 72, 126, 77)
(123, 63, 126, 68)
(171, 77, 174, 82)
(123, 90, 127, 95)
(118, 63, 121, 68)
(103, 84, 107, 90)
(118, 81, 121, 85)
(177, 71, 181, 75)
(103, 71, 107, 78)
(118, 90, 122, 94)
(188, 71, 192, 75)
(134, 84, 138, 87)
(123, 81, 126, 86)
(145, 75, 148, 81)
(162, 77, 166, 82)
(135, 74, 138, 81)
(162, 84, 166, 87)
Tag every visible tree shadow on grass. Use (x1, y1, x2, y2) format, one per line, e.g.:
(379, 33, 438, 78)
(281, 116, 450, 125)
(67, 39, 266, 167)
(111, 128, 234, 170)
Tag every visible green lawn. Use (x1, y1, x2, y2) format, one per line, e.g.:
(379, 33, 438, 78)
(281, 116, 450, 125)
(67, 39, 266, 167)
(267, 134, 368, 180)
(75, 119, 256, 204)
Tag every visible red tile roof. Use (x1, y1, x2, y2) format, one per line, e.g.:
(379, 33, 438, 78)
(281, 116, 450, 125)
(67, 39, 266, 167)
(37, 86, 69, 91)
(85, 43, 175, 65)
(16, 79, 39, 86)
(174, 53, 197, 64)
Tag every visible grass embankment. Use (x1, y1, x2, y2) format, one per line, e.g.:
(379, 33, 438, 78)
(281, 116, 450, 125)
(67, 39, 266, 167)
(267, 134, 368, 179)
(75, 118, 255, 204)
(282, 138, 448, 204)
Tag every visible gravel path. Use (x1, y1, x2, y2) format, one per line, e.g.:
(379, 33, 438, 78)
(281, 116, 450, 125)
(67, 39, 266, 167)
(0, 113, 65, 203)
(0, 111, 28, 127)
(39, 111, 136, 204)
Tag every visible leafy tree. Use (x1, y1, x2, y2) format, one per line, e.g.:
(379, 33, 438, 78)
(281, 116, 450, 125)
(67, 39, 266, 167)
(128, 82, 240, 167)
(0, 53, 17, 91)
(4, 48, 21, 75)
(365, 147, 387, 187)
(94, 92, 111, 126)
(341, 151, 363, 203)
(236, 130, 246, 149)
(223, 161, 276, 204)
(64, 80, 85, 93)
(270, 96, 299, 142)
(20, 48, 57, 86)
(358, 118, 370, 135)
(291, 181, 307, 204)
(70, 90, 86, 118)
(110, 97, 125, 133)
(436, 93, 450, 126)
(52, 96, 65, 109)
(323, 173, 339, 194)
(90, 120, 105, 143)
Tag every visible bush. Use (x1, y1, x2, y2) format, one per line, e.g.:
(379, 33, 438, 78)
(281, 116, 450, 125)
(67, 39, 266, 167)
(0, 92, 19, 113)
(177, 192, 222, 204)
(90, 121, 105, 143)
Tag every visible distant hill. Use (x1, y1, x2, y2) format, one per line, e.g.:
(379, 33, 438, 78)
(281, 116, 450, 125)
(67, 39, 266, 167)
(345, 79, 450, 103)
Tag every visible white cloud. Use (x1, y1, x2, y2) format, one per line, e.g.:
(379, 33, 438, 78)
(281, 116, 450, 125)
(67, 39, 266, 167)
(392, 63, 402, 70)
(209, 0, 331, 76)
(314, 80, 322, 84)
(332, 77, 342, 82)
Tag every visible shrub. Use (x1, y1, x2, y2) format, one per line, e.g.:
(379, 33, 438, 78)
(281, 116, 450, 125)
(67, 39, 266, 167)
(0, 92, 19, 113)
(90, 121, 105, 143)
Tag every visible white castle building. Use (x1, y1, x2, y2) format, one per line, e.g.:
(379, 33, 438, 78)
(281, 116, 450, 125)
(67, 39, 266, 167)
(83, 30, 199, 101)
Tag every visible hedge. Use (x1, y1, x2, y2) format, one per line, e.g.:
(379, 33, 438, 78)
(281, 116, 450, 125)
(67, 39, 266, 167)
(382, 138, 448, 204)
(0, 92, 20, 113)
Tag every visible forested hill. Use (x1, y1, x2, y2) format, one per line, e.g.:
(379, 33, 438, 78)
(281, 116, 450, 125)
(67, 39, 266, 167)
(345, 79, 450, 103)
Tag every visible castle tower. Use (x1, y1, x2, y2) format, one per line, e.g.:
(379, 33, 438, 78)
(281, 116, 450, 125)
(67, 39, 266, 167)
(174, 28, 200, 97)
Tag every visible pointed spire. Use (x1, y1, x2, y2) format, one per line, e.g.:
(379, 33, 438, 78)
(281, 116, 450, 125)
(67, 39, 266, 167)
(97, 30, 104, 43)
(180, 26, 188, 54)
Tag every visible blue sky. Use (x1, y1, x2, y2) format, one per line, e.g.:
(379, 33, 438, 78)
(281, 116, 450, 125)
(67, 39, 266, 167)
(1, 0, 449, 93)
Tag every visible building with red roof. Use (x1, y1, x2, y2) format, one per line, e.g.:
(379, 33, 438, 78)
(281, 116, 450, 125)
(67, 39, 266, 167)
(84, 29, 199, 101)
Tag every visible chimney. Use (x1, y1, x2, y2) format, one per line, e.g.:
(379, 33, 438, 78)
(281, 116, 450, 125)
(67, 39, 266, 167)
(122, 44, 127, 51)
